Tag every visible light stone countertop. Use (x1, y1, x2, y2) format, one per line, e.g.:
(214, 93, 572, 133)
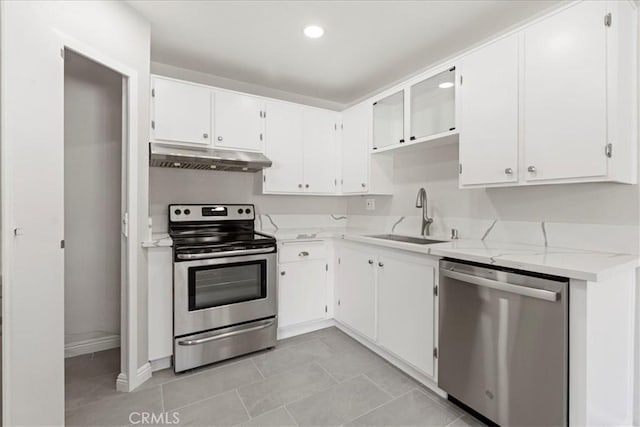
(142, 227, 639, 281)
(271, 228, 639, 282)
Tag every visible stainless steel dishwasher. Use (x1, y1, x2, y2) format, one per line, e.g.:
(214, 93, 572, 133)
(438, 259, 568, 426)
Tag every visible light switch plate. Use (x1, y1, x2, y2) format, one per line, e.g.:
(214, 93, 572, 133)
(366, 198, 375, 211)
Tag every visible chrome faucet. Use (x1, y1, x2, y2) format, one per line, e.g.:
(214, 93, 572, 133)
(415, 188, 434, 237)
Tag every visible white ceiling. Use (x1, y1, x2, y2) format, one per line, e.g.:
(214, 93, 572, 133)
(129, 0, 565, 109)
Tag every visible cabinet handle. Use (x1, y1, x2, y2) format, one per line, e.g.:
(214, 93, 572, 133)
(217, 136, 223, 141)
(399, 139, 405, 143)
(260, 133, 263, 141)
(410, 136, 416, 141)
(298, 251, 309, 257)
(298, 184, 303, 188)
(527, 166, 536, 173)
(305, 184, 309, 188)
(203, 133, 209, 139)
(378, 262, 384, 267)
(280, 271, 286, 276)
(368, 259, 374, 265)
(373, 147, 378, 150)
(504, 168, 513, 175)
(361, 183, 366, 188)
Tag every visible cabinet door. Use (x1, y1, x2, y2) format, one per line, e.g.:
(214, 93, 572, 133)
(278, 260, 327, 328)
(335, 245, 376, 340)
(303, 109, 338, 193)
(409, 68, 456, 141)
(214, 90, 265, 152)
(148, 248, 173, 361)
(263, 101, 304, 193)
(372, 90, 404, 150)
(459, 35, 519, 186)
(523, 1, 608, 182)
(152, 77, 211, 145)
(377, 253, 435, 377)
(341, 104, 370, 193)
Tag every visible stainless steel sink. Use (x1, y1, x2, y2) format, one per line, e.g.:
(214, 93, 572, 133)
(367, 234, 446, 245)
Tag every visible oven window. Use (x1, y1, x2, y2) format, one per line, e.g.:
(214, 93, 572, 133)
(188, 260, 267, 311)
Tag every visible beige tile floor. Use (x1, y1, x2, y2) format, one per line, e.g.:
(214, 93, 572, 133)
(65, 327, 486, 427)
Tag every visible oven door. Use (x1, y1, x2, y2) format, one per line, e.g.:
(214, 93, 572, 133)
(174, 251, 277, 337)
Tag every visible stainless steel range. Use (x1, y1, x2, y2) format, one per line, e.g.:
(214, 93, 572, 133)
(169, 204, 277, 372)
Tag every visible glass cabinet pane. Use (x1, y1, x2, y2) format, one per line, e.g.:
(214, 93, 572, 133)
(372, 90, 404, 150)
(410, 69, 456, 140)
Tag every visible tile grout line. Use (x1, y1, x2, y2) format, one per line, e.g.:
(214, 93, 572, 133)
(340, 381, 416, 426)
(235, 389, 253, 421)
(444, 414, 466, 427)
(160, 385, 165, 413)
(361, 373, 395, 400)
(282, 405, 299, 427)
(414, 386, 465, 417)
(314, 360, 341, 384)
(250, 357, 266, 379)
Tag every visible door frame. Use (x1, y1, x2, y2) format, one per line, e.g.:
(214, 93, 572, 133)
(56, 32, 143, 392)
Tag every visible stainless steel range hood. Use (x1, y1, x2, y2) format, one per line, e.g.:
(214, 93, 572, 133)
(149, 143, 272, 173)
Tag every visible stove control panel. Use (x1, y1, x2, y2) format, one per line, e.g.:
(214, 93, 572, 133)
(170, 204, 255, 222)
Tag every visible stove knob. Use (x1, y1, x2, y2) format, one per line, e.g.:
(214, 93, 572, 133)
(174, 209, 182, 215)
(238, 208, 243, 214)
(245, 208, 252, 214)
(184, 209, 191, 215)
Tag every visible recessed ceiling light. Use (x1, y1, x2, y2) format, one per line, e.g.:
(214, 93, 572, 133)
(439, 82, 454, 89)
(304, 25, 324, 39)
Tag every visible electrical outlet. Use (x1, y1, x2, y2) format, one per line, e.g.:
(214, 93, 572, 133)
(366, 198, 375, 211)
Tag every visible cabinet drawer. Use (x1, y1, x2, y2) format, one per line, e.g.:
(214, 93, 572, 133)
(279, 241, 327, 263)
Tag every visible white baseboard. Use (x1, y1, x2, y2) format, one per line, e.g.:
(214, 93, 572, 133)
(136, 362, 153, 388)
(116, 362, 153, 392)
(334, 321, 446, 398)
(277, 318, 336, 340)
(150, 356, 172, 372)
(116, 372, 129, 392)
(65, 334, 120, 358)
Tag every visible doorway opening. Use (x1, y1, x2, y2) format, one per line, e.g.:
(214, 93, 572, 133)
(63, 49, 125, 412)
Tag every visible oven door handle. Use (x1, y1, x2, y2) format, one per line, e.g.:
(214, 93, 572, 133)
(176, 247, 275, 260)
(441, 269, 560, 302)
(177, 319, 276, 346)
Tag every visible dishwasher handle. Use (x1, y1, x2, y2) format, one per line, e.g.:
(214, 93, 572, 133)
(441, 269, 560, 302)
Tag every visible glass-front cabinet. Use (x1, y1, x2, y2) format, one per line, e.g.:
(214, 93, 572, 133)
(410, 68, 456, 140)
(371, 66, 457, 153)
(372, 90, 404, 150)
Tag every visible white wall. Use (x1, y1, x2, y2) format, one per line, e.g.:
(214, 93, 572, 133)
(64, 51, 121, 346)
(1, 2, 150, 425)
(151, 61, 343, 111)
(149, 167, 347, 231)
(347, 143, 640, 253)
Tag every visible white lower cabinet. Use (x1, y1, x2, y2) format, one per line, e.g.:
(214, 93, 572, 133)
(277, 241, 329, 329)
(335, 244, 377, 340)
(335, 242, 438, 379)
(147, 246, 173, 363)
(377, 251, 436, 377)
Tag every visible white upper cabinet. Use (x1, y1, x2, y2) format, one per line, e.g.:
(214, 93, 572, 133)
(303, 109, 339, 193)
(151, 77, 212, 145)
(458, 1, 637, 188)
(409, 68, 456, 141)
(263, 101, 304, 193)
(262, 102, 339, 195)
(341, 103, 370, 193)
(523, 1, 608, 182)
(459, 35, 519, 187)
(214, 90, 265, 152)
(372, 90, 405, 151)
